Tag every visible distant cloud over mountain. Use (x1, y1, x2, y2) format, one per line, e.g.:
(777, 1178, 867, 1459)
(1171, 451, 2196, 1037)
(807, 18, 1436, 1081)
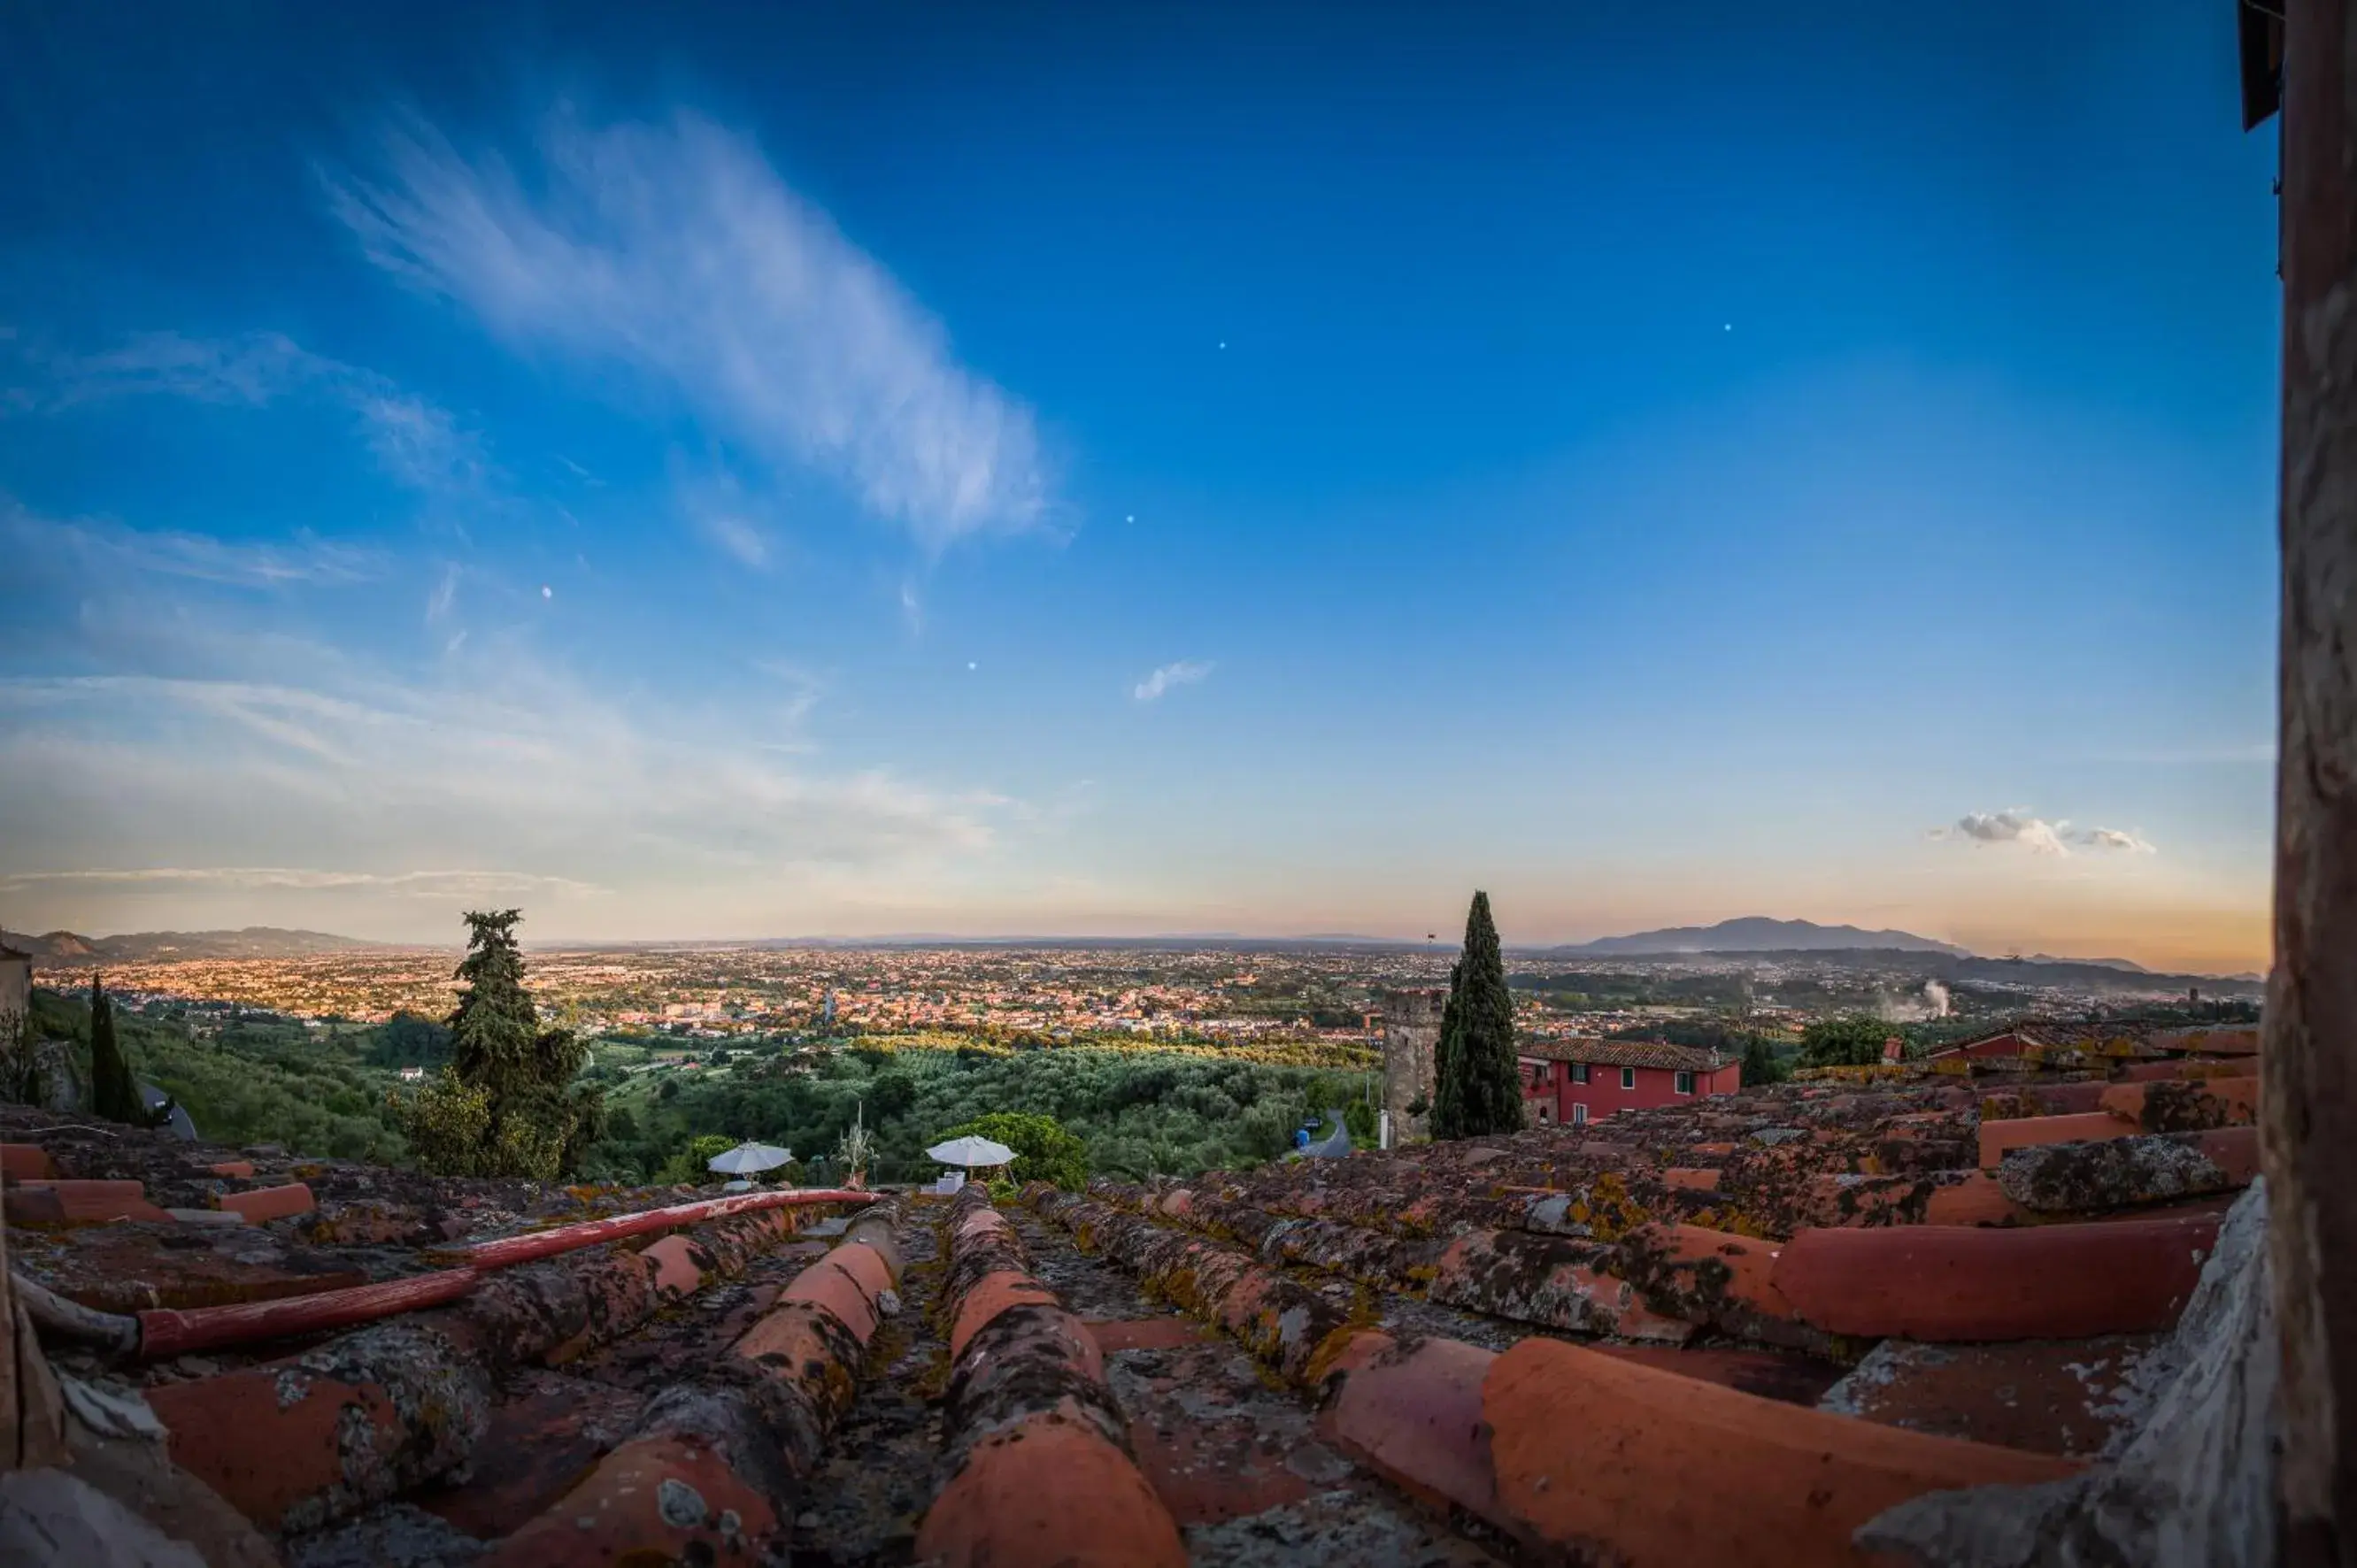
(1931, 810, 2156, 857)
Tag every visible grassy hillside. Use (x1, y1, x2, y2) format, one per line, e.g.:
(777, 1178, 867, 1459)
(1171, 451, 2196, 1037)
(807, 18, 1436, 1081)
(26, 988, 411, 1162)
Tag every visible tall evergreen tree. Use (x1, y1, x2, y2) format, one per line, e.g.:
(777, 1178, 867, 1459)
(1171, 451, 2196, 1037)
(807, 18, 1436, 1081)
(1429, 891, 1524, 1139)
(396, 910, 601, 1180)
(88, 974, 145, 1124)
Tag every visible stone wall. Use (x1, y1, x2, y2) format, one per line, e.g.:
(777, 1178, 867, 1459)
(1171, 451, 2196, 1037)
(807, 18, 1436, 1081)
(1381, 988, 1444, 1142)
(0, 957, 27, 1027)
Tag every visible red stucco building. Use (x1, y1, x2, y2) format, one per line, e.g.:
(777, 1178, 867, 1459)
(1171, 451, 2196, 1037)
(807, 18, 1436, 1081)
(1517, 1039, 1743, 1127)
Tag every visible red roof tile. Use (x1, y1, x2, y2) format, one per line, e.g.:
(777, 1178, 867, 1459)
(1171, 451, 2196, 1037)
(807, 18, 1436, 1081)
(1485, 1338, 2080, 1564)
(1773, 1215, 2219, 1340)
(1516, 1037, 1729, 1072)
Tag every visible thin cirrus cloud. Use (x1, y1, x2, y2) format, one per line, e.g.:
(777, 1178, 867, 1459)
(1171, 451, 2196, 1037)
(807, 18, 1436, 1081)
(10, 329, 483, 498)
(324, 110, 1051, 550)
(1133, 660, 1213, 703)
(702, 512, 770, 569)
(671, 465, 775, 570)
(3, 500, 381, 588)
(0, 654, 1011, 927)
(1930, 810, 2156, 857)
(0, 866, 610, 900)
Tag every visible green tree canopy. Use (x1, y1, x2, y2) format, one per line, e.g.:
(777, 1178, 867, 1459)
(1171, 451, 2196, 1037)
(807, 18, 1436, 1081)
(1430, 891, 1525, 1140)
(394, 910, 603, 1180)
(1799, 1014, 1899, 1068)
(658, 1132, 739, 1184)
(1741, 1034, 1787, 1086)
(935, 1111, 1088, 1190)
(867, 1070, 918, 1123)
(367, 1011, 453, 1069)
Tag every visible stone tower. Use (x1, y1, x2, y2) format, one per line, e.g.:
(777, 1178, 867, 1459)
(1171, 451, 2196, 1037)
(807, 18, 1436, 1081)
(1380, 988, 1444, 1141)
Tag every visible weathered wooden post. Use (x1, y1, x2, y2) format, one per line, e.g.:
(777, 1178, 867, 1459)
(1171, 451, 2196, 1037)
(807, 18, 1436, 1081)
(0, 1193, 69, 1471)
(2268, 2, 2357, 1561)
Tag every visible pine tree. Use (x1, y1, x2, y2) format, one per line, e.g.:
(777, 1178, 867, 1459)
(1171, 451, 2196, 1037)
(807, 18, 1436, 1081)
(1430, 891, 1524, 1139)
(1741, 1033, 1782, 1087)
(395, 910, 601, 1180)
(88, 974, 145, 1124)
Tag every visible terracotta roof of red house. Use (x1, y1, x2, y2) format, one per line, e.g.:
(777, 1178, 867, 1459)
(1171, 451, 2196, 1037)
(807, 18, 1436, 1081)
(1515, 1037, 1727, 1072)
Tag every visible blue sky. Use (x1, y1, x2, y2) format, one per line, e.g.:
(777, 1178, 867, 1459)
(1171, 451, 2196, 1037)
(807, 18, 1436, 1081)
(0, 2, 2282, 969)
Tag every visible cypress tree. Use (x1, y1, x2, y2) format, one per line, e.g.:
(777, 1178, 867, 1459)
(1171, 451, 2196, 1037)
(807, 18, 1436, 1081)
(1430, 891, 1524, 1139)
(89, 974, 143, 1124)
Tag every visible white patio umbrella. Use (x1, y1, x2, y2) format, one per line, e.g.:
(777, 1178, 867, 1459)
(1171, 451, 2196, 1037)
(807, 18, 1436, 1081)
(925, 1134, 1016, 1169)
(707, 1141, 793, 1176)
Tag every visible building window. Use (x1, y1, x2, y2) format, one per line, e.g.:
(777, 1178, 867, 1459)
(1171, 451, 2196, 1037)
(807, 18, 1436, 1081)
(1675, 1070, 1695, 1095)
(1570, 1063, 1590, 1084)
(1537, 1103, 1554, 1125)
(1620, 1066, 1637, 1090)
(1572, 1103, 1588, 1126)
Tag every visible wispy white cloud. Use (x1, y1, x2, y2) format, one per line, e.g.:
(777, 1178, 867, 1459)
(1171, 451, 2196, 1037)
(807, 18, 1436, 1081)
(33, 330, 316, 407)
(9, 329, 485, 499)
(425, 564, 460, 625)
(749, 660, 825, 734)
(0, 653, 1010, 926)
(1133, 659, 1213, 703)
(4, 500, 381, 588)
(350, 388, 479, 494)
(703, 513, 769, 568)
(673, 465, 776, 569)
(1930, 809, 2156, 857)
(324, 110, 1050, 548)
(0, 866, 609, 899)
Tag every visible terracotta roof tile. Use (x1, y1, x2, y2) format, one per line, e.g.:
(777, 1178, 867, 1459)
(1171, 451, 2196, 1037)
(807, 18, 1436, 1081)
(1516, 1037, 1729, 1072)
(1772, 1215, 2219, 1340)
(0, 1051, 2271, 1565)
(1485, 1338, 2080, 1564)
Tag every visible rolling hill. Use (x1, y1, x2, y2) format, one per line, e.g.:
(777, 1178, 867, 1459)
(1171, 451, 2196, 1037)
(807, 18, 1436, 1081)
(0, 927, 390, 965)
(1549, 917, 1968, 957)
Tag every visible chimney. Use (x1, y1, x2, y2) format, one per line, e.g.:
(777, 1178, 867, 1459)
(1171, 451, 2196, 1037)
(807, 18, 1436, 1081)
(1882, 1036, 1904, 1065)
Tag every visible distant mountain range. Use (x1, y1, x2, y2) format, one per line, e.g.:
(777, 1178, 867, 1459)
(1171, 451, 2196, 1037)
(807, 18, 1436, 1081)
(0, 927, 392, 965)
(2020, 952, 2150, 974)
(1546, 917, 1969, 957)
(0, 918, 2257, 988)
